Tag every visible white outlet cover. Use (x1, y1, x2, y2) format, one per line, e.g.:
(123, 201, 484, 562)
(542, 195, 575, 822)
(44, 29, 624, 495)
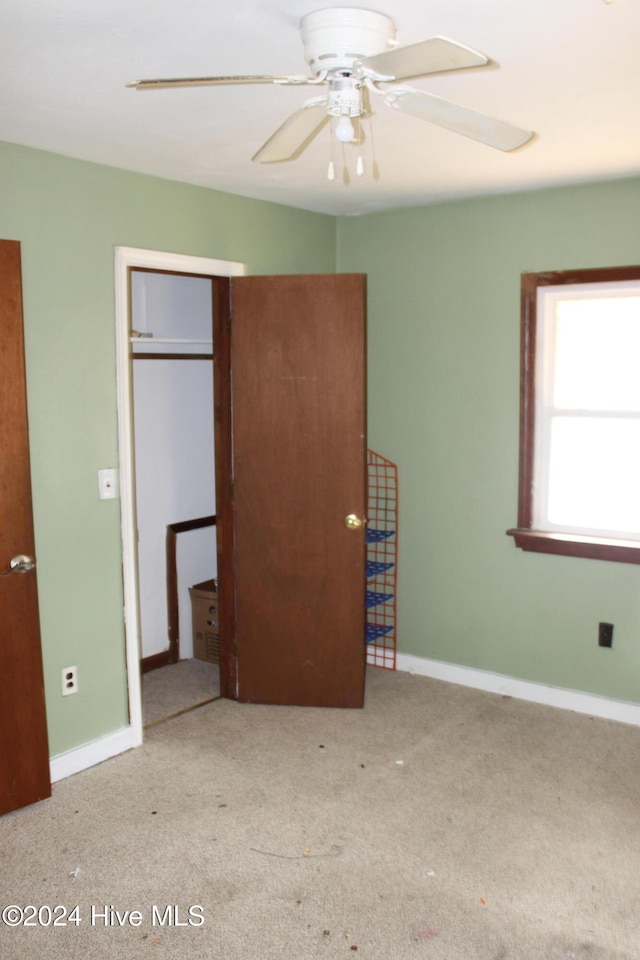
(61, 666, 78, 696)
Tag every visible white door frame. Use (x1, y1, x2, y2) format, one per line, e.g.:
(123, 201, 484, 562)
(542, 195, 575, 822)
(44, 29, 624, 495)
(114, 246, 245, 747)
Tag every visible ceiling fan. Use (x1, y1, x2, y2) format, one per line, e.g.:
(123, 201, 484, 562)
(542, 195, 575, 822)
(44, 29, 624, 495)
(127, 7, 534, 164)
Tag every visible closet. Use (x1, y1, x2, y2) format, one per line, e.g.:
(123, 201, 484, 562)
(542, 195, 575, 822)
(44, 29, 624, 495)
(130, 269, 217, 671)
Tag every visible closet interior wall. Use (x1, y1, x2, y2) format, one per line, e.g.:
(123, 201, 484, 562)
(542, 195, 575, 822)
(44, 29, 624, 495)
(130, 270, 217, 664)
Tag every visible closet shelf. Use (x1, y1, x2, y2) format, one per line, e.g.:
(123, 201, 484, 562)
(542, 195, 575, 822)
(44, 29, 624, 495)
(130, 337, 213, 345)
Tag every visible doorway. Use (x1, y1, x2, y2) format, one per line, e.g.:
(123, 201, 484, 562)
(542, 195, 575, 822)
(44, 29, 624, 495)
(118, 255, 369, 736)
(114, 248, 245, 745)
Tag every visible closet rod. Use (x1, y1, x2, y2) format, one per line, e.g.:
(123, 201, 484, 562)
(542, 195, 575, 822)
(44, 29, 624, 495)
(130, 336, 213, 345)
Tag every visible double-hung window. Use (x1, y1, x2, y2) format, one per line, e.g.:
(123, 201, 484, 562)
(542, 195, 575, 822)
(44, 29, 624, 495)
(508, 266, 640, 563)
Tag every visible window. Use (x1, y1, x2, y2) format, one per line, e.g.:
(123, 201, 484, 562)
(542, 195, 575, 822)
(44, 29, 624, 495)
(507, 266, 640, 563)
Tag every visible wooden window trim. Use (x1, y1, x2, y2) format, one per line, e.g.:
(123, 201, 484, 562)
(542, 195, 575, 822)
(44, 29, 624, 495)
(507, 265, 640, 564)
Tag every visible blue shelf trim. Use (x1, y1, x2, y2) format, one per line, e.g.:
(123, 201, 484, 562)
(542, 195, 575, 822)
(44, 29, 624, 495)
(366, 590, 393, 610)
(365, 624, 393, 644)
(366, 528, 395, 544)
(366, 560, 394, 579)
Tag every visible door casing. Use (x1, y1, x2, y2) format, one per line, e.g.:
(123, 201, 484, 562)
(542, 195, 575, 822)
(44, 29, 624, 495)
(114, 247, 245, 746)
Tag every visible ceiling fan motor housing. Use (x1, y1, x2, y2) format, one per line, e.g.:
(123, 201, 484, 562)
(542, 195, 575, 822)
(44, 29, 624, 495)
(300, 7, 395, 76)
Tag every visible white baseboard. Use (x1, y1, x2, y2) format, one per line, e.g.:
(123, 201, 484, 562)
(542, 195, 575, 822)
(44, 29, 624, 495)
(49, 726, 137, 783)
(47, 657, 640, 783)
(396, 653, 640, 728)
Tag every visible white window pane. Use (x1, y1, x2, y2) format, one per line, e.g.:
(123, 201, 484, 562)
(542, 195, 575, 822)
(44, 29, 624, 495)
(547, 417, 640, 534)
(554, 297, 640, 411)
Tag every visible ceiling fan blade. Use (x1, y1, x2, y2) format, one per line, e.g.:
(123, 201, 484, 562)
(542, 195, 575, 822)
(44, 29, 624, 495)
(384, 88, 534, 151)
(252, 98, 329, 163)
(127, 75, 309, 90)
(360, 37, 488, 81)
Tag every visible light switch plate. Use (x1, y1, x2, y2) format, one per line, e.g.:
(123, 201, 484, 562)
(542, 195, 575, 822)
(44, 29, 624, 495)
(98, 468, 118, 500)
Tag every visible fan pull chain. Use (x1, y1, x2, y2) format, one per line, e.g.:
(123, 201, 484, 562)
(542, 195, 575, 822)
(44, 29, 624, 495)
(355, 115, 365, 177)
(368, 113, 380, 182)
(327, 114, 375, 183)
(341, 143, 350, 184)
(328, 119, 337, 181)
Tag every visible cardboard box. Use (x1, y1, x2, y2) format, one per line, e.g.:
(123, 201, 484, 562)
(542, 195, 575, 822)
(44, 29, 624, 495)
(189, 578, 219, 664)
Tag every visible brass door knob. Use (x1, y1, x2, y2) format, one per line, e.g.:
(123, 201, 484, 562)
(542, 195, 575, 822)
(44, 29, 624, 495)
(344, 514, 363, 530)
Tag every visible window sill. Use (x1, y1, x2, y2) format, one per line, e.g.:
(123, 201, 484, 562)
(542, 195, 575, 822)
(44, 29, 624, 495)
(506, 528, 640, 564)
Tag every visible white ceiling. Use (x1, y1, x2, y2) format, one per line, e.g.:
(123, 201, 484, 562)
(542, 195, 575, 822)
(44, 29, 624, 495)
(2, 0, 638, 216)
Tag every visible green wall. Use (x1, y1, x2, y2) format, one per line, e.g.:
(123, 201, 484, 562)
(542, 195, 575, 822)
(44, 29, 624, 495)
(3, 136, 639, 763)
(338, 177, 640, 702)
(0, 141, 337, 757)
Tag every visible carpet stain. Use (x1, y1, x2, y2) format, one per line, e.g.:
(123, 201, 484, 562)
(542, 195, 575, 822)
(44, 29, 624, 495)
(414, 927, 439, 940)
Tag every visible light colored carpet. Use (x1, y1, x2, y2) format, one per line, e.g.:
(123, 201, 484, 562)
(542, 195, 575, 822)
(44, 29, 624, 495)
(1, 667, 639, 959)
(142, 658, 220, 727)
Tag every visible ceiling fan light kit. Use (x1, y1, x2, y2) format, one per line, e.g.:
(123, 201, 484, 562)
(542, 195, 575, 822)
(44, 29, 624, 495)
(127, 6, 535, 179)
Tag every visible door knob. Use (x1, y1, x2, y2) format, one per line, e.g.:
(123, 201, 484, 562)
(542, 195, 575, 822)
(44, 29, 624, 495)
(0, 554, 37, 576)
(344, 514, 364, 530)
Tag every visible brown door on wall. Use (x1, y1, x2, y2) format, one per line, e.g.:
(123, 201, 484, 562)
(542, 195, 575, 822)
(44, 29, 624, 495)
(220, 273, 367, 708)
(0, 239, 51, 815)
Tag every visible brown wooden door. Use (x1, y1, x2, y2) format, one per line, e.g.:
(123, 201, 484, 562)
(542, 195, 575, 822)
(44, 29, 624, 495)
(0, 240, 51, 815)
(226, 274, 367, 707)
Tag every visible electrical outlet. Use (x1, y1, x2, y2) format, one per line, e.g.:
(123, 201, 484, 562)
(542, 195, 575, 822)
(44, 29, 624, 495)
(61, 665, 78, 696)
(598, 622, 614, 648)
